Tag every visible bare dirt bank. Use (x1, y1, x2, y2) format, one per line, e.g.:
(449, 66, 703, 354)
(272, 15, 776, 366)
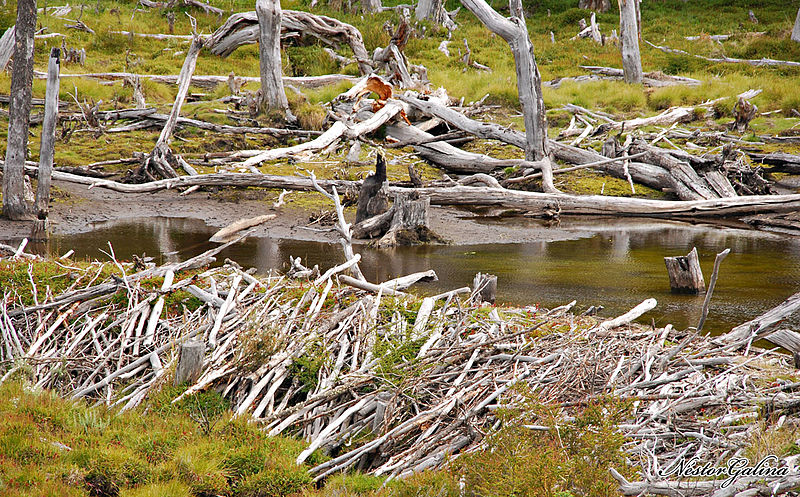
(0, 181, 599, 246)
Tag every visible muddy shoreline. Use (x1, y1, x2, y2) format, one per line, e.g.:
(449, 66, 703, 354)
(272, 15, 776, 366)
(0, 181, 620, 246)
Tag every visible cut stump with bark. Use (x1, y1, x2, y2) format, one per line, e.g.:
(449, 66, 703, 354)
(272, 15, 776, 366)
(665, 247, 705, 294)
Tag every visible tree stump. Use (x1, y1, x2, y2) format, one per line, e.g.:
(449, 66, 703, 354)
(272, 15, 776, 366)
(175, 340, 205, 386)
(375, 192, 444, 247)
(732, 97, 757, 133)
(664, 247, 705, 294)
(471, 272, 497, 304)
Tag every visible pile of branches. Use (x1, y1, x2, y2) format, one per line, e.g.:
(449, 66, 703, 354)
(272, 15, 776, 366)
(4, 239, 800, 494)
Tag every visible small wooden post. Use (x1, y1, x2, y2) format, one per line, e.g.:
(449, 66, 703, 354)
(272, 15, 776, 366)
(472, 272, 497, 304)
(664, 247, 705, 294)
(31, 47, 60, 242)
(174, 340, 205, 386)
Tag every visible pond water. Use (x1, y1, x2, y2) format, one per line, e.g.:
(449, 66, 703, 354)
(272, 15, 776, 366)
(17, 216, 800, 335)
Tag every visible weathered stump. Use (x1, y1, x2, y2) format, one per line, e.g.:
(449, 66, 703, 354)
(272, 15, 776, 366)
(375, 192, 444, 247)
(471, 272, 497, 304)
(175, 340, 205, 386)
(664, 247, 705, 294)
(732, 97, 757, 133)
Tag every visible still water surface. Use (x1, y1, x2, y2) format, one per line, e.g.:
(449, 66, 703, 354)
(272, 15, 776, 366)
(33, 216, 800, 334)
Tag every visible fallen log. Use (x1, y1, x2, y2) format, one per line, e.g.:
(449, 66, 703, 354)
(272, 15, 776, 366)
(386, 122, 557, 192)
(32, 166, 800, 219)
(104, 110, 320, 138)
(34, 70, 357, 90)
(645, 39, 800, 68)
(395, 95, 709, 199)
(718, 291, 800, 346)
(236, 100, 405, 167)
(207, 10, 372, 75)
(748, 152, 800, 174)
(580, 65, 702, 87)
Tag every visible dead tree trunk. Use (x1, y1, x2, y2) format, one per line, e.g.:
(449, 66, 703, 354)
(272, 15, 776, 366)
(375, 192, 442, 247)
(256, 0, 292, 120)
(664, 247, 705, 294)
(461, 0, 556, 188)
(3, 0, 36, 220)
(618, 0, 642, 84)
(579, 0, 610, 12)
(416, 0, 448, 25)
(0, 26, 16, 71)
(362, 0, 381, 14)
(143, 32, 204, 180)
(209, 10, 373, 76)
(793, 7, 800, 43)
(31, 48, 60, 242)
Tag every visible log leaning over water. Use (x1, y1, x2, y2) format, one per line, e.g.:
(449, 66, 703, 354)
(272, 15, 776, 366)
(719, 291, 800, 346)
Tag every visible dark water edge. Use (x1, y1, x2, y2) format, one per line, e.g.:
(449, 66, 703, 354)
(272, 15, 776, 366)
(10, 215, 800, 335)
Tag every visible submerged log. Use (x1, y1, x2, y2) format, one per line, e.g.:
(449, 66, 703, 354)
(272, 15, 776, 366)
(664, 247, 705, 294)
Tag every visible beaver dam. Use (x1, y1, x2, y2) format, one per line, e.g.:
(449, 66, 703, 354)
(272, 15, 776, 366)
(3, 233, 800, 496)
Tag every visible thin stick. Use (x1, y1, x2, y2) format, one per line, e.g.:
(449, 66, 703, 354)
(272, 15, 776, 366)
(697, 248, 730, 333)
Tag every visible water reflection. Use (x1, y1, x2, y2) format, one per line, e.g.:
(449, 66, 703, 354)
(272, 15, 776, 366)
(15, 216, 800, 334)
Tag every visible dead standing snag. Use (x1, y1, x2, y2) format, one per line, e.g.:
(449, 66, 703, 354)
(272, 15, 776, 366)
(460, 0, 556, 193)
(256, 0, 294, 121)
(3, 0, 37, 220)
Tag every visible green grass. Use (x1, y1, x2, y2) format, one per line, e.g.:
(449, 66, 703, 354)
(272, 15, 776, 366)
(0, 0, 797, 199)
(1, 0, 798, 170)
(0, 381, 319, 497)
